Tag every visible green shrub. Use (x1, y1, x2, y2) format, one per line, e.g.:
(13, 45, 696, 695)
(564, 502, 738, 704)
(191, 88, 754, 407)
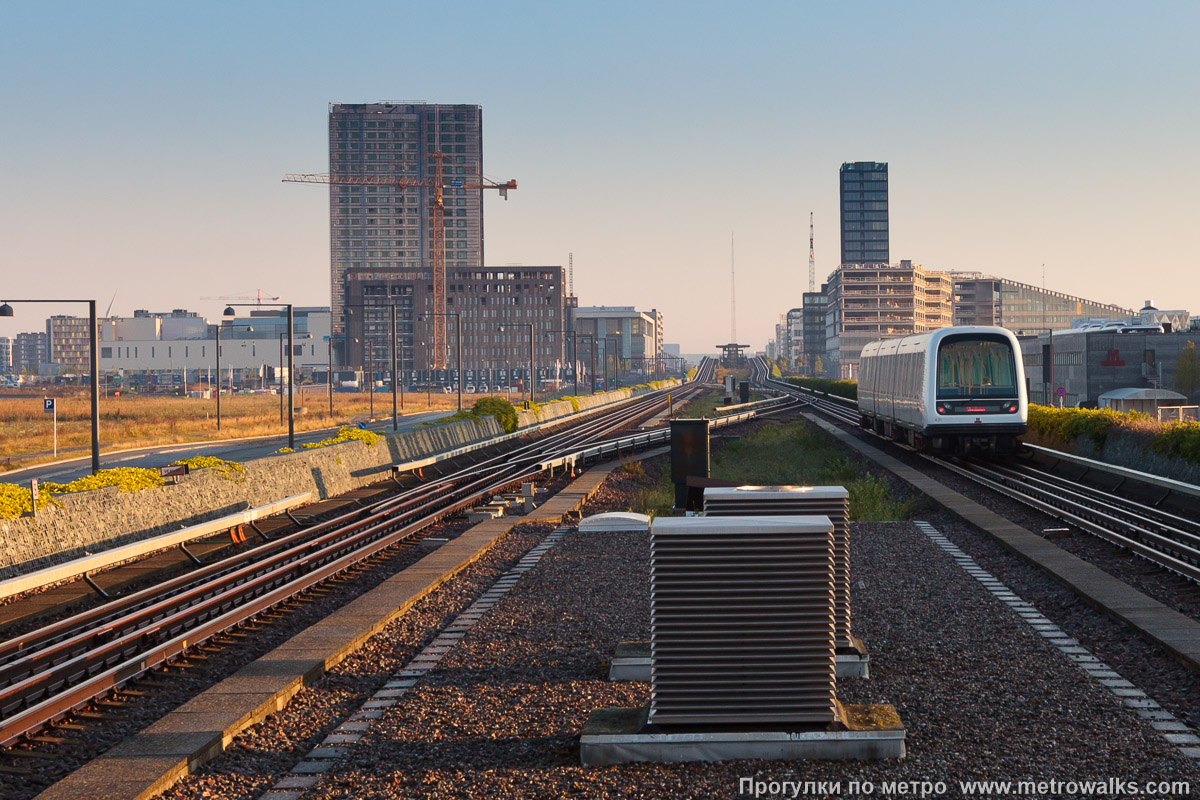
(1153, 420, 1200, 465)
(471, 396, 518, 433)
(420, 409, 481, 428)
(1026, 405, 1126, 450)
(786, 376, 858, 400)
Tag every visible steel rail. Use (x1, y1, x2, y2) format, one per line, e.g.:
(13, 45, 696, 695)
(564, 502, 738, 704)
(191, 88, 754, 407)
(919, 453, 1200, 583)
(983, 460, 1200, 544)
(0, 362, 714, 746)
(0, 379, 699, 674)
(751, 357, 1200, 585)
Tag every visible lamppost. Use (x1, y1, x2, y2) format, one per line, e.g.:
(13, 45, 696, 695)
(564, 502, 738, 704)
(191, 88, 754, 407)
(544, 328, 578, 396)
(279, 333, 312, 423)
(214, 323, 254, 432)
(577, 333, 598, 393)
(347, 304, 404, 431)
(326, 335, 333, 420)
(498, 322, 535, 405)
(421, 312, 462, 411)
(0, 299, 100, 473)
(225, 303, 294, 450)
(278, 332, 286, 424)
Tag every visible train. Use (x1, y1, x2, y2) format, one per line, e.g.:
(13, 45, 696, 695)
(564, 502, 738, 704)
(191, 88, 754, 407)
(856, 326, 1028, 453)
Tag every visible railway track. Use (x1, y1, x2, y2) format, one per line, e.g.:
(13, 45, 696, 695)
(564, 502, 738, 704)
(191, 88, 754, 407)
(751, 358, 1200, 584)
(0, 360, 722, 749)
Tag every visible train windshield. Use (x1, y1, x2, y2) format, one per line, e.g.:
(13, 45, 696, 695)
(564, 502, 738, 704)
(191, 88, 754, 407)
(936, 337, 1018, 398)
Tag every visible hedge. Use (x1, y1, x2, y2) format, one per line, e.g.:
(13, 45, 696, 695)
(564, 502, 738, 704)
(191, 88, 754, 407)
(1153, 420, 1200, 465)
(786, 376, 858, 401)
(1026, 405, 1127, 450)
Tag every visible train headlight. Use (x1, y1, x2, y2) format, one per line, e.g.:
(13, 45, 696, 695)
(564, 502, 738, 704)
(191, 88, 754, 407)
(936, 403, 948, 415)
(1003, 402, 1018, 414)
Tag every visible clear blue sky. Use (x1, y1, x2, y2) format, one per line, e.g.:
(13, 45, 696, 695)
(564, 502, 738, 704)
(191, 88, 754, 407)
(1, 1, 1196, 351)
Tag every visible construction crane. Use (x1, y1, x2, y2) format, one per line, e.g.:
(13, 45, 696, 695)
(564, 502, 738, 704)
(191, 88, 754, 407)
(808, 212, 816, 293)
(284, 154, 516, 367)
(201, 290, 282, 305)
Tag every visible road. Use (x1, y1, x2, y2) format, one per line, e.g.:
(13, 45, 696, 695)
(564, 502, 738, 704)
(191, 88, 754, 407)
(2, 410, 454, 485)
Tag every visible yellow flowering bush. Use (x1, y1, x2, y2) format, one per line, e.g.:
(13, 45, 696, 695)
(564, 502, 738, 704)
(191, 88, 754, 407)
(0, 483, 55, 519)
(300, 426, 380, 450)
(41, 467, 164, 495)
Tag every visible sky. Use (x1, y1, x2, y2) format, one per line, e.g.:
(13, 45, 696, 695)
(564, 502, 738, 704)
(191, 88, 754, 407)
(1, 1, 1197, 353)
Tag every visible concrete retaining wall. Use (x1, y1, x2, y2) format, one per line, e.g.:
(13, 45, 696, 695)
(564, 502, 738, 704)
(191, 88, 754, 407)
(0, 416, 502, 580)
(515, 380, 681, 428)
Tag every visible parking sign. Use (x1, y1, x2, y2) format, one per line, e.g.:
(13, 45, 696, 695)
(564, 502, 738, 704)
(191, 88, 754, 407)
(43, 398, 55, 414)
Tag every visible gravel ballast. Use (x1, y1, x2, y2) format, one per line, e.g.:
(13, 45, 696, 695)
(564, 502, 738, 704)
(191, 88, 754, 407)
(87, 408, 1196, 800)
(275, 516, 1200, 799)
(805, 412, 1200, 737)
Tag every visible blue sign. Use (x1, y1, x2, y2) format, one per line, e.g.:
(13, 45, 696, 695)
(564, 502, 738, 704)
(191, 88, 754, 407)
(43, 398, 55, 414)
(1055, 386, 1067, 398)
(450, 178, 463, 188)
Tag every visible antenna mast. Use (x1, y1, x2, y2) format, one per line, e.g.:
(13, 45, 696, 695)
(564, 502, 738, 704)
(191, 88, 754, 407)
(730, 232, 736, 342)
(568, 252, 574, 298)
(808, 212, 816, 292)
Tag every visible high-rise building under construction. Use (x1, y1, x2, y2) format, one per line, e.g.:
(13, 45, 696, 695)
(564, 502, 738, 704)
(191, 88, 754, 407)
(327, 103, 484, 359)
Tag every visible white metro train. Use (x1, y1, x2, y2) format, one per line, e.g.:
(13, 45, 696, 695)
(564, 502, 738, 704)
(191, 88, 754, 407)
(857, 326, 1028, 453)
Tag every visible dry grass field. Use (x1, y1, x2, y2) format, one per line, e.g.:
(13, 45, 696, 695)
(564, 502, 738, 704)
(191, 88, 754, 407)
(0, 387, 500, 471)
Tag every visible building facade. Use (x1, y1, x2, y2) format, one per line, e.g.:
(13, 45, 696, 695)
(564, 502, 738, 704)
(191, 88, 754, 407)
(1019, 329, 1200, 408)
(14, 332, 47, 374)
(840, 162, 889, 265)
(328, 103, 485, 357)
(0, 337, 11, 372)
(784, 307, 804, 371)
(95, 310, 332, 385)
(1136, 301, 1190, 333)
(571, 306, 665, 383)
(46, 315, 94, 371)
(802, 292, 829, 376)
(823, 261, 952, 378)
(952, 274, 1133, 333)
(344, 266, 566, 385)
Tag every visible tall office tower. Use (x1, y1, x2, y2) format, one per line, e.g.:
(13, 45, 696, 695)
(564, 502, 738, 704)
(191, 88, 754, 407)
(328, 103, 484, 361)
(839, 162, 888, 265)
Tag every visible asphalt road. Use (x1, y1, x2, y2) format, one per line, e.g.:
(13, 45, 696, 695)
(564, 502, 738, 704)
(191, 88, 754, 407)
(2, 409, 453, 485)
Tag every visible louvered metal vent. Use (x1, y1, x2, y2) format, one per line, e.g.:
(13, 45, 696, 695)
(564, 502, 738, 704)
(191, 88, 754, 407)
(703, 486, 852, 651)
(649, 516, 837, 727)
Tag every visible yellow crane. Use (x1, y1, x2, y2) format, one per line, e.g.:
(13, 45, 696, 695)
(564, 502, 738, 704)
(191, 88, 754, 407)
(200, 290, 281, 305)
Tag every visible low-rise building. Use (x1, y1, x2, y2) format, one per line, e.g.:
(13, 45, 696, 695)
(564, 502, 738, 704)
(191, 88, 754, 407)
(951, 274, 1133, 332)
(94, 309, 331, 388)
(15, 331, 47, 374)
(823, 261, 952, 378)
(803, 292, 828, 376)
(46, 315, 94, 371)
(571, 305, 666, 382)
(1018, 329, 1200, 408)
(344, 266, 567, 386)
(1136, 301, 1190, 333)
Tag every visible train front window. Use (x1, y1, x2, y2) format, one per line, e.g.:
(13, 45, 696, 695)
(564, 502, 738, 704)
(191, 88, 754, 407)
(936, 338, 1017, 398)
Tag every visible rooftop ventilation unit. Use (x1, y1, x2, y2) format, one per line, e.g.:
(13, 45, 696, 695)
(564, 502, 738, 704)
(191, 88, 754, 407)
(649, 515, 837, 726)
(703, 486, 852, 651)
